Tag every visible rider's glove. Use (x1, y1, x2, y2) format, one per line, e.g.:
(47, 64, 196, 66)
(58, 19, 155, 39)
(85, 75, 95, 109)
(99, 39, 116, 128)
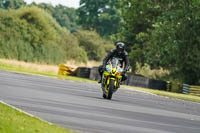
(102, 66, 106, 71)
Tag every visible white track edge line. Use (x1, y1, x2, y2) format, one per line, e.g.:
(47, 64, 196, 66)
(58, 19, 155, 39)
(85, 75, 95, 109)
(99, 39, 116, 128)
(122, 87, 200, 104)
(0, 100, 53, 125)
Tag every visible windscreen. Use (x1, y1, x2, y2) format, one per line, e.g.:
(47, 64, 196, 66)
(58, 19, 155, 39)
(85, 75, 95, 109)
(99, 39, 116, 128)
(111, 58, 119, 68)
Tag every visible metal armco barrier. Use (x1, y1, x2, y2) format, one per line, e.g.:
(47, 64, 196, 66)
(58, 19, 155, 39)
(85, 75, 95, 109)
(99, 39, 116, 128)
(182, 84, 200, 96)
(189, 86, 200, 96)
(182, 84, 190, 94)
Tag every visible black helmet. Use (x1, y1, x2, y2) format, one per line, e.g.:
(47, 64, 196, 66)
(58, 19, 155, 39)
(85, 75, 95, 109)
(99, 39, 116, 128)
(115, 42, 125, 54)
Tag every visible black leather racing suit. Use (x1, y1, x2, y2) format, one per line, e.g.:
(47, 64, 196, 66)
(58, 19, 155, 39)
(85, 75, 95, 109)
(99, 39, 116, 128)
(99, 49, 130, 81)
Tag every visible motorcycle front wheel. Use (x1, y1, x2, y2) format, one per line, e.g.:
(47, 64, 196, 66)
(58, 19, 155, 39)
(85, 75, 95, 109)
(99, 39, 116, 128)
(107, 79, 115, 100)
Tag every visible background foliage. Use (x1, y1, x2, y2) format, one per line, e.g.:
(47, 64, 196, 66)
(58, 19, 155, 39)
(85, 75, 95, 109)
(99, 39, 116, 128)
(77, 0, 122, 38)
(0, 0, 200, 85)
(120, 0, 200, 85)
(74, 30, 114, 61)
(0, 0, 113, 64)
(35, 3, 80, 32)
(0, 0, 25, 9)
(0, 7, 65, 64)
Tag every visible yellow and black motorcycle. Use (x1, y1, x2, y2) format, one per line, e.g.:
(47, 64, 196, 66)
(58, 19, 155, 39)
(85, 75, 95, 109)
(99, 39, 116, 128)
(101, 58, 123, 100)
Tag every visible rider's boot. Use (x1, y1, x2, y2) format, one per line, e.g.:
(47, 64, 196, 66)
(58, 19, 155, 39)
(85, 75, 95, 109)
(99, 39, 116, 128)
(98, 74, 103, 83)
(98, 79, 102, 83)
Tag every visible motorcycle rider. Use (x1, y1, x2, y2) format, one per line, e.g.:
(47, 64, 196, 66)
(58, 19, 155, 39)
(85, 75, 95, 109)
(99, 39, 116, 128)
(98, 41, 130, 83)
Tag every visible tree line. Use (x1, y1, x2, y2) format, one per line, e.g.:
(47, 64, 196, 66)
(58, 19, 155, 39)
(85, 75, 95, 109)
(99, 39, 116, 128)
(0, 0, 114, 64)
(119, 0, 200, 85)
(0, 0, 200, 85)
(78, 0, 200, 85)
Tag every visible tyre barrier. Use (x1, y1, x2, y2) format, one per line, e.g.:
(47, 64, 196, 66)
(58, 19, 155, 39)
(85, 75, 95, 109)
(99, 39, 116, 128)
(148, 79, 167, 91)
(89, 67, 101, 81)
(75, 67, 168, 91)
(127, 75, 167, 90)
(76, 67, 91, 78)
(127, 74, 149, 88)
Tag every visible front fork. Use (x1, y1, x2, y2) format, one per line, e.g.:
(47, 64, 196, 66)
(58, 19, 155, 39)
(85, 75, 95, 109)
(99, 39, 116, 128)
(102, 75, 119, 94)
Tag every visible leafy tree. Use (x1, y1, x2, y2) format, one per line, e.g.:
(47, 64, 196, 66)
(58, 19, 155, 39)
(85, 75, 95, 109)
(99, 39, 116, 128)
(120, 0, 166, 71)
(121, 0, 200, 84)
(77, 0, 122, 37)
(142, 0, 200, 84)
(0, 0, 26, 9)
(59, 30, 88, 63)
(74, 30, 114, 61)
(35, 3, 80, 32)
(0, 6, 87, 64)
(35, 2, 55, 14)
(53, 5, 80, 32)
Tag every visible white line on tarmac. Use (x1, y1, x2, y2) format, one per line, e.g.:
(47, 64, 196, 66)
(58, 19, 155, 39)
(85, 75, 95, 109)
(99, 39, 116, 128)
(0, 100, 53, 125)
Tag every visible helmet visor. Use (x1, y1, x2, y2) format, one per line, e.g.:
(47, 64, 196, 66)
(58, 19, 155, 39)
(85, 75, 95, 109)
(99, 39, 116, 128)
(117, 47, 124, 53)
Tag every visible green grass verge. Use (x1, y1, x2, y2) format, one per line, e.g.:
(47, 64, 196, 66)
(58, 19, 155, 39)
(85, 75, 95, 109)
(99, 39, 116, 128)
(0, 102, 74, 133)
(124, 85, 200, 103)
(0, 61, 200, 103)
(0, 61, 96, 84)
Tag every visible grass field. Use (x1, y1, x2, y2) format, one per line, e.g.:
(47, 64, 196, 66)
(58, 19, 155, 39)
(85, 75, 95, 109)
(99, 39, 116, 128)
(124, 86, 200, 103)
(0, 59, 96, 83)
(0, 102, 74, 133)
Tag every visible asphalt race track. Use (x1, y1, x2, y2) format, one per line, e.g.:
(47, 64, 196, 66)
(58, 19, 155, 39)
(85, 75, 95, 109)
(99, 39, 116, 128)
(0, 70, 200, 133)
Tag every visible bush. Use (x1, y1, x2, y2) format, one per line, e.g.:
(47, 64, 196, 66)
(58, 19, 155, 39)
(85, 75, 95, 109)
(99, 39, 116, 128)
(170, 79, 183, 93)
(0, 7, 88, 64)
(74, 30, 114, 61)
(60, 33, 88, 63)
(135, 63, 170, 80)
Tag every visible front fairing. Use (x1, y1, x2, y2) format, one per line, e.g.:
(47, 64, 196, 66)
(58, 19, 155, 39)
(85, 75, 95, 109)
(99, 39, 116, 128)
(103, 64, 122, 87)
